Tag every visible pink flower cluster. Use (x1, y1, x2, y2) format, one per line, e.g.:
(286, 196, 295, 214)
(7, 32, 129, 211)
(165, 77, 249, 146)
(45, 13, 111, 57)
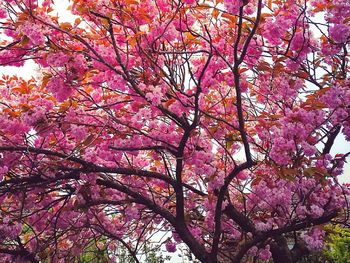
(267, 108, 324, 165)
(0, 216, 22, 242)
(18, 20, 48, 46)
(165, 240, 177, 252)
(329, 24, 350, 43)
(224, 0, 242, 15)
(46, 77, 72, 102)
(301, 228, 325, 251)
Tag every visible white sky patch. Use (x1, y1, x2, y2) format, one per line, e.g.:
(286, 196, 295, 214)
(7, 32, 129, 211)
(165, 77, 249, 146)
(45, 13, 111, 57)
(331, 135, 350, 184)
(49, 0, 78, 23)
(0, 60, 38, 79)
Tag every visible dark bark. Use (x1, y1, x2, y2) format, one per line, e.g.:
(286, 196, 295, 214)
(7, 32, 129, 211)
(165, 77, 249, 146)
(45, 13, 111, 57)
(223, 203, 255, 233)
(322, 125, 341, 155)
(0, 249, 39, 263)
(291, 239, 310, 263)
(270, 235, 293, 263)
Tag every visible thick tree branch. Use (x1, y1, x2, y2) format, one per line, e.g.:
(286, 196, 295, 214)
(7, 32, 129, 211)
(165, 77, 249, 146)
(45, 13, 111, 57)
(322, 124, 341, 155)
(0, 248, 39, 263)
(96, 178, 213, 262)
(233, 210, 339, 262)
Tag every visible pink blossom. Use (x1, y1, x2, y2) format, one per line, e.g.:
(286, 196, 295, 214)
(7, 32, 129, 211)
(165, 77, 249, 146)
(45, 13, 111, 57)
(46, 77, 73, 102)
(124, 207, 139, 221)
(256, 220, 273, 232)
(236, 171, 248, 180)
(247, 246, 258, 256)
(259, 245, 272, 261)
(0, 8, 7, 19)
(329, 24, 350, 43)
(70, 125, 87, 141)
(309, 205, 324, 218)
(301, 228, 325, 251)
(224, 0, 242, 14)
(18, 21, 47, 46)
(165, 240, 177, 252)
(296, 205, 307, 217)
(183, 0, 195, 4)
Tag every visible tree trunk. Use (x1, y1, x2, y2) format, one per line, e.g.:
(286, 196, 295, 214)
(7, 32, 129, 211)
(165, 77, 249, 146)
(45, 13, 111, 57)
(270, 235, 293, 263)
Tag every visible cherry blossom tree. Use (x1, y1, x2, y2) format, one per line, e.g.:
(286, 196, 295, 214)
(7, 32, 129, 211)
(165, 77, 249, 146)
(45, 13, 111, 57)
(0, 0, 349, 262)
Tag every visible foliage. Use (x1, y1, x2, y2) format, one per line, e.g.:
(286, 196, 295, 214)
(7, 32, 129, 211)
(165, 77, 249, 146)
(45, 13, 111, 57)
(296, 253, 326, 263)
(75, 239, 109, 263)
(296, 225, 350, 263)
(141, 243, 168, 263)
(0, 0, 349, 262)
(324, 225, 350, 263)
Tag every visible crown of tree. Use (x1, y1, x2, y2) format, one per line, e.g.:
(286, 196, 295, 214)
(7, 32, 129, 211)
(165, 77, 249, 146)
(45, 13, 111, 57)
(0, 0, 349, 262)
